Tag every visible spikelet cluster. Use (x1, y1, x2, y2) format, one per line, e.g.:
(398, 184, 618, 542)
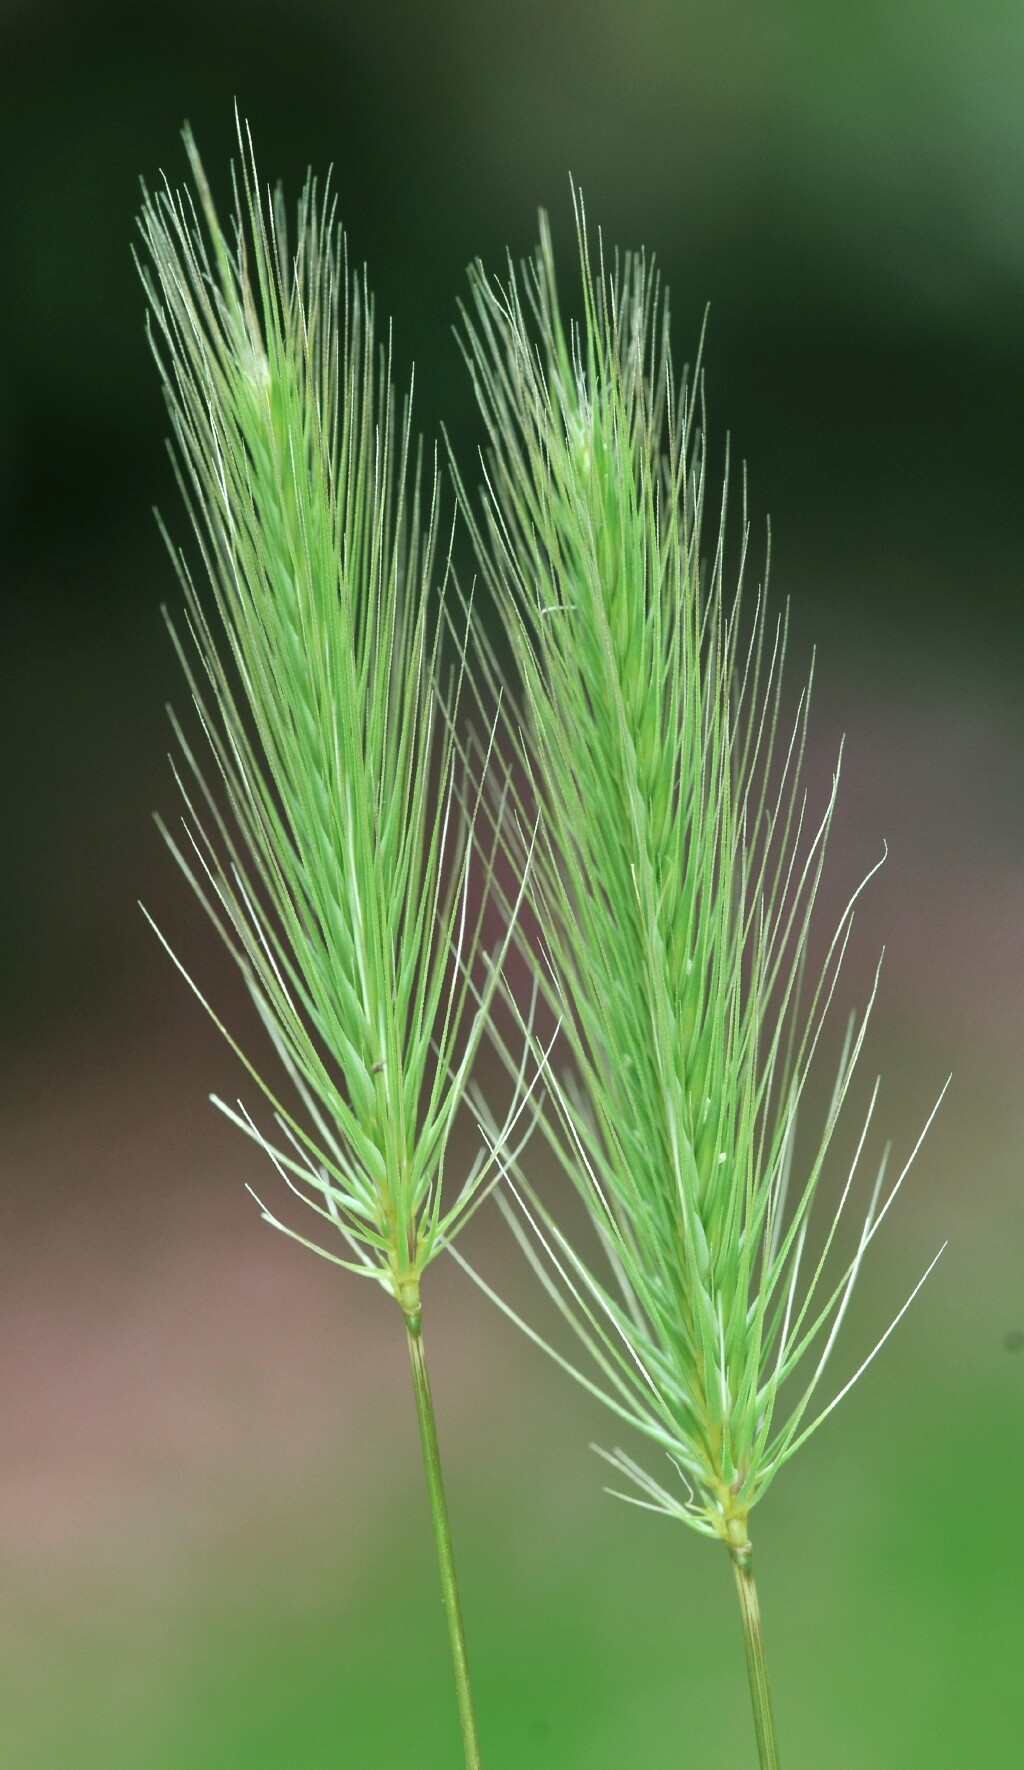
(138, 126, 529, 1320)
(456, 208, 943, 1551)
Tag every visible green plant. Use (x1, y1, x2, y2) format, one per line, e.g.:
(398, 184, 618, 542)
(453, 207, 946, 1767)
(139, 120, 944, 1768)
(137, 123, 536, 1770)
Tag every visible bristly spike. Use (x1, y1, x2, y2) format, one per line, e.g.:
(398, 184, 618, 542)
(138, 121, 537, 1315)
(143, 122, 572, 1770)
(452, 191, 944, 1551)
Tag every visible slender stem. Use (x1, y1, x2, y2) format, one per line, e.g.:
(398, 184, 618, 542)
(730, 1546, 781, 1770)
(405, 1315, 483, 1770)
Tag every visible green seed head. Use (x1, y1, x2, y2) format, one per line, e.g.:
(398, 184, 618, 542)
(138, 119, 531, 1308)
(455, 193, 946, 1541)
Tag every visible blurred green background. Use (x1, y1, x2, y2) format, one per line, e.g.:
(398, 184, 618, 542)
(1, 0, 1021, 1764)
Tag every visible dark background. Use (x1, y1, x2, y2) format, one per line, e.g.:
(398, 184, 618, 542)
(1, 2, 1021, 1765)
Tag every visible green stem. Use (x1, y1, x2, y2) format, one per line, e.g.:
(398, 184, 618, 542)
(730, 1546, 781, 1770)
(405, 1315, 483, 1770)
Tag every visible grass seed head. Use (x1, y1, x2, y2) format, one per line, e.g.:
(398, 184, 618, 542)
(138, 118, 531, 1318)
(456, 195, 945, 1547)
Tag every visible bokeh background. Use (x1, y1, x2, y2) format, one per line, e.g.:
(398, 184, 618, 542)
(1, 1, 1022, 1764)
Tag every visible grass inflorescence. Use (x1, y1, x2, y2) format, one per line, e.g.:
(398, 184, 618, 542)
(453, 201, 945, 1764)
(137, 120, 539, 1769)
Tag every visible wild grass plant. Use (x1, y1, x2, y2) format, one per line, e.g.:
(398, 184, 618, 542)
(139, 121, 942, 1769)
(453, 212, 946, 1766)
(137, 124, 539, 1770)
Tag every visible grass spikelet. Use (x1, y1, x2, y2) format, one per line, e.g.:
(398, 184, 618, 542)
(137, 119, 531, 1318)
(454, 196, 946, 1765)
(137, 118, 530, 1769)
